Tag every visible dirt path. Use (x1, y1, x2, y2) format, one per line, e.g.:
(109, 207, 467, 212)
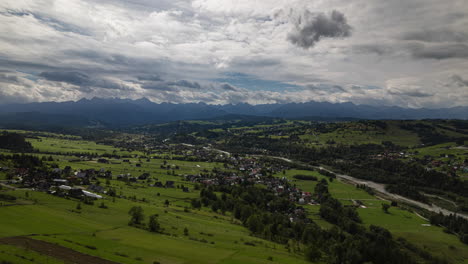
(0, 236, 119, 264)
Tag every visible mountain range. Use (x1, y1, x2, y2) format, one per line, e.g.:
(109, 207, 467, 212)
(0, 98, 467, 128)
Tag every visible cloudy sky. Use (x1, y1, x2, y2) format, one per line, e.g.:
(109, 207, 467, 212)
(1, 0, 468, 108)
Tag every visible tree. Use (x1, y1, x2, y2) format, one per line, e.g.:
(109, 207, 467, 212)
(382, 203, 390, 214)
(107, 188, 116, 197)
(128, 206, 145, 225)
(191, 198, 201, 209)
(304, 246, 321, 262)
(183, 227, 189, 236)
(148, 214, 160, 232)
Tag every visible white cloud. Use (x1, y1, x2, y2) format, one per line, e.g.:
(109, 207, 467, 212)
(0, 0, 468, 108)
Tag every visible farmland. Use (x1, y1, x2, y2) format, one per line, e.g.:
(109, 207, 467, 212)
(0, 131, 310, 264)
(1, 120, 467, 264)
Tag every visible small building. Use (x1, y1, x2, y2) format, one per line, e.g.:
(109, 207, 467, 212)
(53, 179, 68, 185)
(88, 184, 104, 193)
(165, 181, 175, 188)
(82, 190, 102, 199)
(75, 171, 87, 178)
(69, 187, 84, 198)
(138, 173, 150, 180)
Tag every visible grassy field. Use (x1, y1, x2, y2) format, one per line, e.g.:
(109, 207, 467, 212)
(0, 132, 312, 264)
(0, 187, 311, 264)
(27, 137, 143, 156)
(300, 121, 421, 147)
(1, 128, 467, 263)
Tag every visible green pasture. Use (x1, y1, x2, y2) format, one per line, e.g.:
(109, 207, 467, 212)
(0, 189, 311, 264)
(300, 122, 421, 147)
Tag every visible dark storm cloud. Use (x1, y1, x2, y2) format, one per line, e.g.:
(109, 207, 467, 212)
(63, 50, 167, 72)
(451, 74, 468, 87)
(0, 58, 60, 71)
(166, 80, 202, 89)
(231, 57, 282, 68)
(220, 83, 239, 91)
(288, 10, 351, 49)
(140, 80, 202, 91)
(349, 85, 381, 94)
(410, 43, 468, 60)
(305, 84, 346, 93)
(3, 9, 90, 36)
(141, 82, 174, 91)
(0, 72, 23, 84)
(388, 89, 433, 98)
(352, 44, 394, 56)
(39, 71, 90, 86)
(39, 71, 133, 91)
(137, 75, 163, 81)
(402, 29, 468, 43)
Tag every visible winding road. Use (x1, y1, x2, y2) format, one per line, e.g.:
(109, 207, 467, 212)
(189, 144, 468, 219)
(317, 166, 468, 220)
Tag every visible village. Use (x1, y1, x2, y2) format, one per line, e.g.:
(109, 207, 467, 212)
(1, 144, 322, 219)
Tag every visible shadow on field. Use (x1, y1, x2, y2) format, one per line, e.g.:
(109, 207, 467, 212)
(0, 236, 118, 264)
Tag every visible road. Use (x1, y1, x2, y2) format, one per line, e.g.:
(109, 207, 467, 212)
(252, 154, 468, 219)
(188, 145, 468, 219)
(317, 166, 468, 220)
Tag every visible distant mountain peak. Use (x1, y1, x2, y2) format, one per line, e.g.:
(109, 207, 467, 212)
(0, 98, 466, 128)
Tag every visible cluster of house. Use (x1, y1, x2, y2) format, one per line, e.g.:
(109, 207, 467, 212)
(370, 151, 414, 160)
(54, 184, 103, 199)
(370, 149, 468, 177)
(183, 155, 318, 206)
(426, 158, 468, 175)
(5, 166, 110, 199)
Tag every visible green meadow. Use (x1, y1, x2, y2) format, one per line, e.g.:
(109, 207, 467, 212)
(300, 121, 421, 147)
(0, 187, 310, 264)
(1, 128, 467, 263)
(0, 133, 311, 264)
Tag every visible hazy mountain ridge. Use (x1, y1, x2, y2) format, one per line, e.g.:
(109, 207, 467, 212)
(0, 98, 467, 128)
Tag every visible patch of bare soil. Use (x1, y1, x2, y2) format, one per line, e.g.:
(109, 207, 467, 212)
(0, 236, 119, 264)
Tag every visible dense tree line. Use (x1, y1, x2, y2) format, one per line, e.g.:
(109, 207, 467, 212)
(332, 158, 468, 199)
(196, 181, 444, 264)
(385, 184, 429, 203)
(293, 174, 318, 181)
(399, 123, 456, 145)
(0, 154, 43, 169)
(429, 213, 468, 244)
(0, 132, 33, 152)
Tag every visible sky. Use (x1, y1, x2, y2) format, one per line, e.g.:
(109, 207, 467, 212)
(0, 0, 468, 108)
